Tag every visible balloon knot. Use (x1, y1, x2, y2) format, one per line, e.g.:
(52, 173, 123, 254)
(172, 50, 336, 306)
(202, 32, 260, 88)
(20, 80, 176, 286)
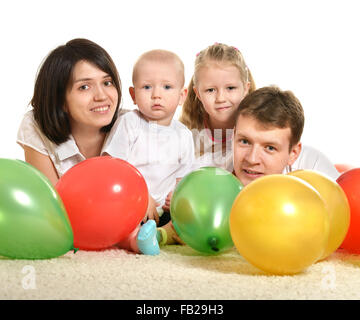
(73, 248, 79, 254)
(208, 237, 219, 252)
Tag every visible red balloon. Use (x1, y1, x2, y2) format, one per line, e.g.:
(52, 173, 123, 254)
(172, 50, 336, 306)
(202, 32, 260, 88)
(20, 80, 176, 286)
(56, 156, 148, 250)
(337, 168, 360, 253)
(335, 163, 355, 174)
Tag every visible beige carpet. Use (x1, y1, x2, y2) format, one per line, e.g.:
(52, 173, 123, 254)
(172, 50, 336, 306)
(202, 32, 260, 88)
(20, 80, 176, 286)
(0, 245, 359, 300)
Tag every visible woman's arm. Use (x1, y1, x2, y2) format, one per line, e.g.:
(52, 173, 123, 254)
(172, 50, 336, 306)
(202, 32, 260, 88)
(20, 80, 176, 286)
(23, 145, 59, 186)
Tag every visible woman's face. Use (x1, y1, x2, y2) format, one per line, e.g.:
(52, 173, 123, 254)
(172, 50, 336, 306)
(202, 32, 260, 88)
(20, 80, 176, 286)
(64, 60, 118, 133)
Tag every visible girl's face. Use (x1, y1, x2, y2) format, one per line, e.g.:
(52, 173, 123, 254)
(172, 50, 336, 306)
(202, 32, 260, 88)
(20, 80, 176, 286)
(65, 60, 118, 133)
(194, 62, 249, 130)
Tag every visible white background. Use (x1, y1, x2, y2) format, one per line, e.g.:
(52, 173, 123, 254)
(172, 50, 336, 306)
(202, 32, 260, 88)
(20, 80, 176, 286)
(1, 0, 359, 165)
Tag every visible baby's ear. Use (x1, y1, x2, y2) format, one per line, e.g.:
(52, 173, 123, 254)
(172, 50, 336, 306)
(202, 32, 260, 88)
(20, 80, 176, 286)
(179, 87, 188, 105)
(129, 87, 136, 104)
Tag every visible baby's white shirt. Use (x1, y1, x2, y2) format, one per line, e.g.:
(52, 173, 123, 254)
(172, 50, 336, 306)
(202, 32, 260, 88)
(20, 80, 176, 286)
(103, 110, 195, 207)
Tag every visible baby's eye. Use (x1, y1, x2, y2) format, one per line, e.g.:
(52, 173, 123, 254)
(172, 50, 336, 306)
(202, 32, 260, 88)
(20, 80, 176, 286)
(143, 85, 151, 90)
(164, 85, 172, 90)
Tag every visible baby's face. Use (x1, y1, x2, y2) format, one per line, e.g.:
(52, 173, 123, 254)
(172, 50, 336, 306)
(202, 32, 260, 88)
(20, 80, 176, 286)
(130, 60, 186, 126)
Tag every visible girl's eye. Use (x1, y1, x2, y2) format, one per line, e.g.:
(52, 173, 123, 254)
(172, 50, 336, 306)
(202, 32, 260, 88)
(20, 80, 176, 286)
(206, 88, 215, 93)
(227, 86, 236, 90)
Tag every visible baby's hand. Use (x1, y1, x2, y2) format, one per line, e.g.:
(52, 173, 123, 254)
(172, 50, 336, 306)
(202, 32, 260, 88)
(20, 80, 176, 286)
(162, 191, 173, 212)
(144, 195, 160, 225)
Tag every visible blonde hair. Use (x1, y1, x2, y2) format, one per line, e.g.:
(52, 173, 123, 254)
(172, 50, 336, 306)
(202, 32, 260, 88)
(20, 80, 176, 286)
(179, 43, 256, 129)
(132, 49, 185, 87)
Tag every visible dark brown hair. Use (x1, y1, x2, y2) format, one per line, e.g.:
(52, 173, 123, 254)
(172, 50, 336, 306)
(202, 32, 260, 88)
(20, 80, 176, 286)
(235, 86, 304, 148)
(31, 38, 122, 145)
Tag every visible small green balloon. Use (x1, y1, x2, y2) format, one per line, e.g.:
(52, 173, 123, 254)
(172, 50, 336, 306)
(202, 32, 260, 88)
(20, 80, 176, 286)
(0, 158, 74, 259)
(170, 167, 243, 254)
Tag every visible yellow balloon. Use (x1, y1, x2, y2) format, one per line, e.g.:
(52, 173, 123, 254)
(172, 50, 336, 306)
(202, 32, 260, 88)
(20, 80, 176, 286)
(288, 170, 350, 260)
(230, 175, 329, 275)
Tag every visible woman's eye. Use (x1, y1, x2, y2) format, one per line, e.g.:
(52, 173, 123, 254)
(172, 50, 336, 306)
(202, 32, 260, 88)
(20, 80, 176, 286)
(104, 80, 113, 86)
(79, 84, 89, 90)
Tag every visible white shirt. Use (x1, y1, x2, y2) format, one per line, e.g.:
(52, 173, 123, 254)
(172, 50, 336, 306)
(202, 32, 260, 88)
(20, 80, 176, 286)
(191, 127, 234, 172)
(190, 127, 340, 180)
(103, 110, 195, 207)
(16, 110, 128, 178)
(284, 145, 340, 180)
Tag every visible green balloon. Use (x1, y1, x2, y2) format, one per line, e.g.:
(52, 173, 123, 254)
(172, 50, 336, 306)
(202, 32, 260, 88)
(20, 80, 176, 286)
(171, 167, 243, 254)
(0, 159, 74, 259)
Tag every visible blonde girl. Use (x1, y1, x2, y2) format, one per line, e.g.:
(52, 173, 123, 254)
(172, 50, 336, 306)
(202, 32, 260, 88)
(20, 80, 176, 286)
(180, 43, 255, 172)
(180, 43, 339, 180)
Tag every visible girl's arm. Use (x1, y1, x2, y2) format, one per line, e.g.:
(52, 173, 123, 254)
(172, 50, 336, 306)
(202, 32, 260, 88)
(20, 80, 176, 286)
(23, 145, 59, 186)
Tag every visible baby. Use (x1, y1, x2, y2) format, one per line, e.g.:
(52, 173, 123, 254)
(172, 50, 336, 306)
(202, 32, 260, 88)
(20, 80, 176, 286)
(104, 49, 195, 252)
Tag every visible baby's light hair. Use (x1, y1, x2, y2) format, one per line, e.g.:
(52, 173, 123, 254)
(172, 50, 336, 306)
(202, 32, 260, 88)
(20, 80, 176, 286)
(179, 43, 256, 129)
(132, 49, 185, 87)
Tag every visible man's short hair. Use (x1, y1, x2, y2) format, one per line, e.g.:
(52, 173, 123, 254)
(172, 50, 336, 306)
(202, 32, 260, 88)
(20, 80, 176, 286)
(235, 86, 304, 149)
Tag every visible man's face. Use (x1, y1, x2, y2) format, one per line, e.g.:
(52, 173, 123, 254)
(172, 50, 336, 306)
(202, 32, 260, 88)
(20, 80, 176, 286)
(233, 114, 301, 186)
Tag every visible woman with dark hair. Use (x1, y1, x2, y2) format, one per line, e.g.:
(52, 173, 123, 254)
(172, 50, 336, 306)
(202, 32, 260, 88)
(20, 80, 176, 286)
(18, 38, 121, 184)
(17, 38, 160, 255)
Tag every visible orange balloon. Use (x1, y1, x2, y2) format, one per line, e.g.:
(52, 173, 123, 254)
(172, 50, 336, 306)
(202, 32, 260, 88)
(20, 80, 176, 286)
(335, 164, 355, 174)
(230, 175, 329, 275)
(337, 168, 360, 253)
(288, 170, 350, 260)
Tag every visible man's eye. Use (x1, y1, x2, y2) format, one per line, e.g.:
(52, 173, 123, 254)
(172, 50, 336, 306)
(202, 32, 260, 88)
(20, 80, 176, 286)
(266, 146, 276, 151)
(239, 139, 248, 145)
